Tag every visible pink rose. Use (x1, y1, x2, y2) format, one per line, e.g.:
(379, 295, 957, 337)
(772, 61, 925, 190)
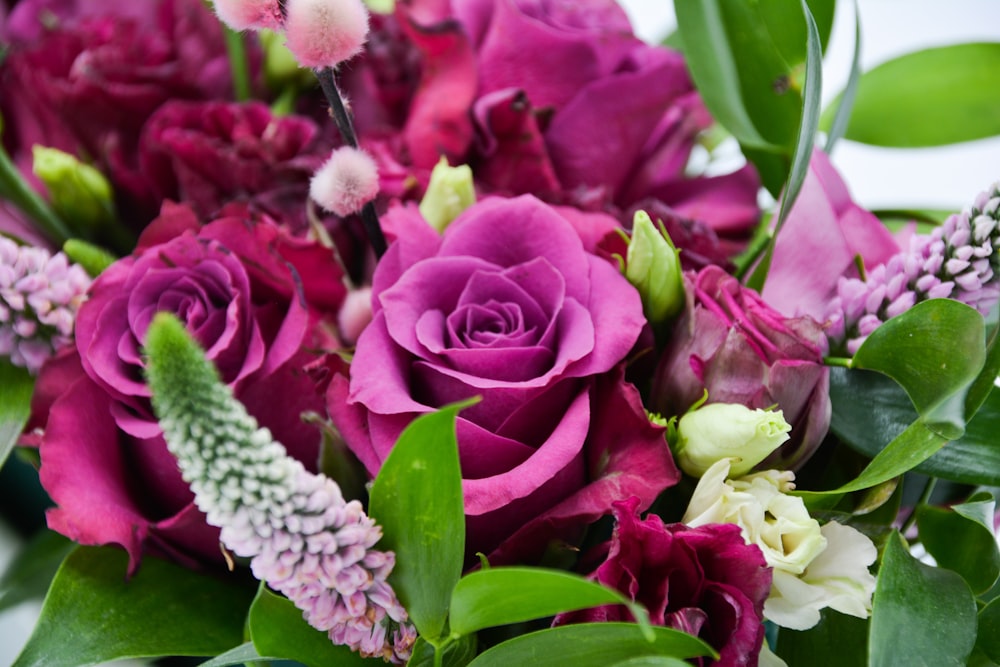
(32, 209, 346, 571)
(554, 497, 771, 667)
(651, 266, 831, 471)
(328, 195, 679, 563)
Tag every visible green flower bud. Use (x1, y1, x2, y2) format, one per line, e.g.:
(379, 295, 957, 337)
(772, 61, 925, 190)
(419, 157, 476, 233)
(625, 210, 684, 328)
(32, 146, 115, 231)
(675, 402, 791, 478)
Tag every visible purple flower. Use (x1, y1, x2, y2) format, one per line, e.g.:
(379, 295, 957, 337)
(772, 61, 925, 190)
(554, 497, 771, 667)
(651, 266, 831, 471)
(328, 195, 679, 564)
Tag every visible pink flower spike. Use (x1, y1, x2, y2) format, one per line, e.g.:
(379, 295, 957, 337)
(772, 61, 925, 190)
(284, 0, 369, 69)
(310, 146, 380, 217)
(212, 0, 283, 31)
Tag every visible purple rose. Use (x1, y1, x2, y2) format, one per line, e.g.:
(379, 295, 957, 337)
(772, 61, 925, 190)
(554, 497, 772, 667)
(651, 266, 831, 471)
(328, 195, 680, 563)
(32, 210, 347, 571)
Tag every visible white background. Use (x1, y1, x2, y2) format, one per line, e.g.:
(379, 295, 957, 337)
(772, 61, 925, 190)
(2, 1, 999, 664)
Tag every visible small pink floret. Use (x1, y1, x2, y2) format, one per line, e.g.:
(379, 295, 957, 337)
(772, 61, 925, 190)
(310, 146, 379, 217)
(212, 0, 283, 31)
(284, 0, 369, 68)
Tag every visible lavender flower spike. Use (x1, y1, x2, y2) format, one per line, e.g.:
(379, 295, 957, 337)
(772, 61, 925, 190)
(143, 312, 417, 664)
(826, 182, 1000, 354)
(0, 237, 91, 373)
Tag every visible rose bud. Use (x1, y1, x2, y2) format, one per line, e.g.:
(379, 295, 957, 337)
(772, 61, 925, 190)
(651, 265, 831, 471)
(675, 403, 791, 478)
(625, 210, 684, 334)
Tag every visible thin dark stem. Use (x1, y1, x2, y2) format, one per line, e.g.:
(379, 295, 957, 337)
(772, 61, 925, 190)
(315, 67, 387, 258)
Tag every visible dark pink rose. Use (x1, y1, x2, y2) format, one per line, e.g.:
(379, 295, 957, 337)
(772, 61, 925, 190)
(327, 195, 680, 563)
(554, 497, 771, 667)
(651, 266, 831, 471)
(33, 210, 347, 571)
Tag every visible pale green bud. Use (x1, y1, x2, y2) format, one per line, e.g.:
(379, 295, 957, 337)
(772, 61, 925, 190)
(625, 210, 684, 328)
(419, 157, 476, 233)
(675, 403, 791, 478)
(32, 146, 115, 230)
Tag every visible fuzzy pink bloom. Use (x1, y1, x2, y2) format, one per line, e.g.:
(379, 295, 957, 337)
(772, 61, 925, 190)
(284, 0, 370, 68)
(212, 0, 283, 31)
(310, 146, 380, 216)
(338, 287, 374, 345)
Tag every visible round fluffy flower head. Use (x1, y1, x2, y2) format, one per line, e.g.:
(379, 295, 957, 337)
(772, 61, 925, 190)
(683, 459, 877, 630)
(284, 0, 370, 68)
(675, 403, 791, 478)
(0, 238, 91, 373)
(212, 0, 283, 31)
(310, 146, 380, 217)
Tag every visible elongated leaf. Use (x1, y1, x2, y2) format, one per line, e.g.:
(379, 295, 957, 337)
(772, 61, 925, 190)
(407, 635, 477, 667)
(14, 546, 255, 667)
(247, 584, 374, 667)
(978, 598, 1000, 663)
(824, 0, 862, 153)
(837, 43, 1000, 147)
(851, 299, 986, 438)
(368, 402, 470, 641)
(449, 567, 649, 637)
(775, 609, 868, 666)
(610, 658, 691, 667)
(869, 532, 978, 667)
(0, 530, 74, 613)
(466, 623, 715, 667)
(197, 643, 278, 667)
(916, 494, 999, 594)
(0, 360, 34, 470)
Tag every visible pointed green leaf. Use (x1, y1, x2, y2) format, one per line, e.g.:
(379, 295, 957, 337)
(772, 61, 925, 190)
(838, 43, 1000, 147)
(465, 623, 716, 667)
(197, 643, 279, 667)
(247, 584, 374, 667)
(869, 532, 978, 667)
(368, 402, 471, 641)
(916, 494, 999, 594)
(775, 609, 868, 666)
(851, 299, 986, 438)
(610, 658, 692, 667)
(823, 0, 862, 153)
(978, 598, 1000, 663)
(0, 360, 34, 470)
(407, 635, 477, 667)
(449, 567, 650, 638)
(0, 530, 74, 613)
(13, 546, 255, 667)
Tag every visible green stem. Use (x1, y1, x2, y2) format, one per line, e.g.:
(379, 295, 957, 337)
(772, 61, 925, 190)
(900, 477, 937, 535)
(0, 144, 72, 244)
(223, 27, 252, 102)
(823, 356, 854, 368)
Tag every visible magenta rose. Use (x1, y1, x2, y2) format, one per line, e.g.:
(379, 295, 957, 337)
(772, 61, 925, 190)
(554, 497, 771, 667)
(651, 266, 831, 471)
(33, 209, 347, 571)
(328, 195, 680, 564)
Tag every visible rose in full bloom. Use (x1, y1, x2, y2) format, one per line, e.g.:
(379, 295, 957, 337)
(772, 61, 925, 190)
(328, 195, 680, 564)
(554, 497, 771, 667)
(31, 207, 347, 571)
(650, 265, 830, 471)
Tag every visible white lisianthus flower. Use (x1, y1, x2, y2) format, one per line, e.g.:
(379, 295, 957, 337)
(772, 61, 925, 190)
(675, 403, 791, 477)
(683, 458, 876, 630)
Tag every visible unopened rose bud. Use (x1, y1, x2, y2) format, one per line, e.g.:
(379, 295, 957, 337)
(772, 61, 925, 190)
(283, 0, 369, 69)
(675, 402, 791, 478)
(32, 146, 115, 232)
(310, 146, 379, 217)
(625, 210, 684, 330)
(418, 157, 476, 233)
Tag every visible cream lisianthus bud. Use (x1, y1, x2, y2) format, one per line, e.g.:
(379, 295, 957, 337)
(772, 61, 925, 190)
(675, 402, 791, 478)
(419, 157, 476, 233)
(625, 210, 684, 330)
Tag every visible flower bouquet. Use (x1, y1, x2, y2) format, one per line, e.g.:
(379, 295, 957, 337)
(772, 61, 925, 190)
(1, 0, 999, 665)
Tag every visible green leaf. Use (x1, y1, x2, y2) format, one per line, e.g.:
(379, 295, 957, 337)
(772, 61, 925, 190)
(0, 530, 74, 613)
(247, 584, 374, 667)
(869, 532, 978, 667)
(775, 609, 868, 666)
(0, 359, 34, 470)
(465, 623, 716, 667)
(197, 643, 279, 666)
(851, 299, 986, 438)
(837, 43, 1000, 147)
(449, 567, 650, 638)
(978, 598, 1000, 663)
(823, 0, 862, 153)
(916, 494, 999, 594)
(368, 402, 470, 642)
(610, 658, 692, 667)
(407, 635, 477, 667)
(14, 546, 256, 667)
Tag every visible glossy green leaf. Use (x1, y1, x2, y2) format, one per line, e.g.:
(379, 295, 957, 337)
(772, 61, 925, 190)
(775, 609, 868, 666)
(823, 0, 861, 153)
(14, 546, 255, 667)
(978, 598, 1000, 663)
(869, 532, 978, 667)
(916, 494, 999, 594)
(197, 643, 279, 666)
(851, 299, 986, 438)
(0, 359, 34, 470)
(368, 402, 470, 641)
(610, 658, 691, 667)
(834, 43, 1000, 147)
(449, 567, 649, 637)
(465, 623, 715, 667)
(248, 584, 375, 667)
(407, 635, 477, 667)
(0, 530, 74, 613)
